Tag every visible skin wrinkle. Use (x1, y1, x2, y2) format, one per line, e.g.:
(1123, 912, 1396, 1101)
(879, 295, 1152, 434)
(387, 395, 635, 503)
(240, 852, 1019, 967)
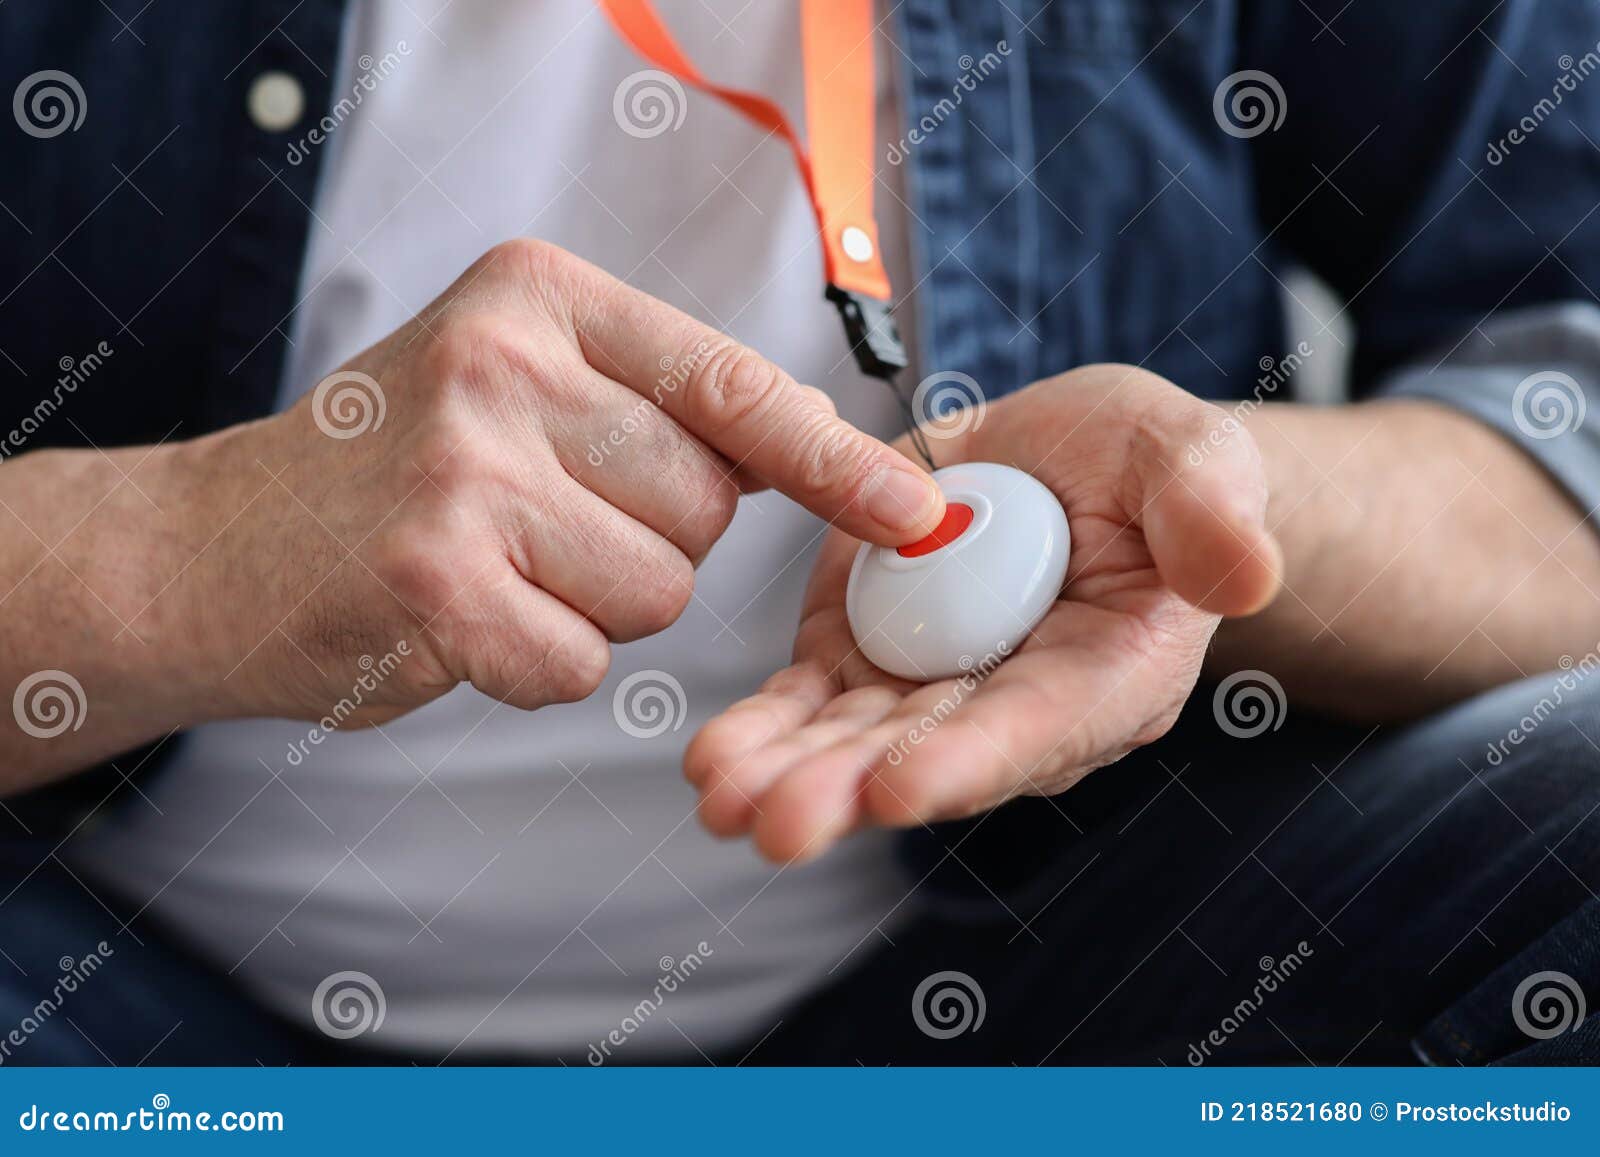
(685, 365, 1283, 858)
(8, 246, 1596, 871)
(0, 241, 936, 796)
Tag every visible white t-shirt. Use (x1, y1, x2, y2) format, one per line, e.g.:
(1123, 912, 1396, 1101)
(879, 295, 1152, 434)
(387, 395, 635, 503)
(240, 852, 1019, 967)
(68, 1, 922, 1059)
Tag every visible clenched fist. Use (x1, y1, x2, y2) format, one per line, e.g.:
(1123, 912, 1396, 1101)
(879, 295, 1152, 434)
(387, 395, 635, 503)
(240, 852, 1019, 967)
(198, 238, 946, 721)
(0, 238, 944, 790)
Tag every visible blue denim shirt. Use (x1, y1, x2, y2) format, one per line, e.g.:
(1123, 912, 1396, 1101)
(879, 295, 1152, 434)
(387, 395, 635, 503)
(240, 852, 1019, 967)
(5, 1, 1600, 834)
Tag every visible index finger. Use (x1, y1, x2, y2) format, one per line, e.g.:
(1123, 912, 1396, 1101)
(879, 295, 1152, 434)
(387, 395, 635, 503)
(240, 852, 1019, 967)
(568, 259, 944, 546)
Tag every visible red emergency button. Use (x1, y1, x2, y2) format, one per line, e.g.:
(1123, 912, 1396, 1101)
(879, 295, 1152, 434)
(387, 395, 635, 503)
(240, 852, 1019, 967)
(898, 502, 974, 558)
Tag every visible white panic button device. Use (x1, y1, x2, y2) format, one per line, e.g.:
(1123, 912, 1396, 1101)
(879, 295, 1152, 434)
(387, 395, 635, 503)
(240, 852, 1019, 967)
(846, 463, 1071, 681)
(599, 3, 1073, 682)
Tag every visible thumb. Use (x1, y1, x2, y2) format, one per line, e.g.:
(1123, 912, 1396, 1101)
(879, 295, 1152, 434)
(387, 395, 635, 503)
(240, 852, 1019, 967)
(1138, 408, 1283, 617)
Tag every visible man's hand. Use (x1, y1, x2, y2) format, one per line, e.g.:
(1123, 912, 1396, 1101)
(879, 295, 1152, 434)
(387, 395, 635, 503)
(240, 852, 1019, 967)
(684, 365, 1282, 862)
(0, 238, 944, 792)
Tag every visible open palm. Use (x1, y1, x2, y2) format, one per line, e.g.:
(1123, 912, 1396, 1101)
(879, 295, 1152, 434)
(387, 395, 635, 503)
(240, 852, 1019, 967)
(685, 365, 1283, 862)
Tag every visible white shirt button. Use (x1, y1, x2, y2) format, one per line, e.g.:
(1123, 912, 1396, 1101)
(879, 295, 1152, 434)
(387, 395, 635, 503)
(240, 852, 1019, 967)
(246, 71, 305, 132)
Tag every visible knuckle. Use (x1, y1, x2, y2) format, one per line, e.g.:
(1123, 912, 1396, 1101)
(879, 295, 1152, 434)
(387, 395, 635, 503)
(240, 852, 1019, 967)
(371, 534, 461, 623)
(1095, 362, 1174, 392)
(480, 238, 586, 321)
(633, 555, 695, 635)
(1118, 368, 1207, 442)
(1204, 399, 1265, 470)
(676, 477, 740, 556)
(406, 411, 485, 493)
(427, 312, 524, 393)
(547, 636, 611, 703)
(1189, 398, 1239, 447)
(796, 384, 838, 417)
(444, 310, 550, 387)
(1122, 391, 1236, 504)
(482, 236, 565, 282)
(476, 643, 531, 704)
(464, 631, 548, 710)
(791, 419, 874, 500)
(687, 342, 787, 434)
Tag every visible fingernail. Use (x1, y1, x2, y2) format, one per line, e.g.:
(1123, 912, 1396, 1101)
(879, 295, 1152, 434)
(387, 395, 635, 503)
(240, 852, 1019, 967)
(864, 467, 941, 532)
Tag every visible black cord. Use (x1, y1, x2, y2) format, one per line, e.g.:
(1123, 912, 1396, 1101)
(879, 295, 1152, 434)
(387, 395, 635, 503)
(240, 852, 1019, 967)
(823, 286, 936, 471)
(879, 373, 936, 471)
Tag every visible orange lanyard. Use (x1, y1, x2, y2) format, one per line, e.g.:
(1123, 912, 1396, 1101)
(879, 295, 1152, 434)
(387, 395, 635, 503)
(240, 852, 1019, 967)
(597, 0, 922, 432)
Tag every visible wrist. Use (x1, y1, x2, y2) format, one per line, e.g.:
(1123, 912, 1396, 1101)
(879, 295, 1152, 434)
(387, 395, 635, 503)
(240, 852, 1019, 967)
(1200, 402, 1347, 680)
(0, 440, 250, 789)
(132, 425, 278, 723)
(49, 435, 250, 727)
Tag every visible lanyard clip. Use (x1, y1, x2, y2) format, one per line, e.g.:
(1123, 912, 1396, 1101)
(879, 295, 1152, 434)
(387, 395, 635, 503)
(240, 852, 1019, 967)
(826, 284, 936, 470)
(825, 285, 909, 381)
